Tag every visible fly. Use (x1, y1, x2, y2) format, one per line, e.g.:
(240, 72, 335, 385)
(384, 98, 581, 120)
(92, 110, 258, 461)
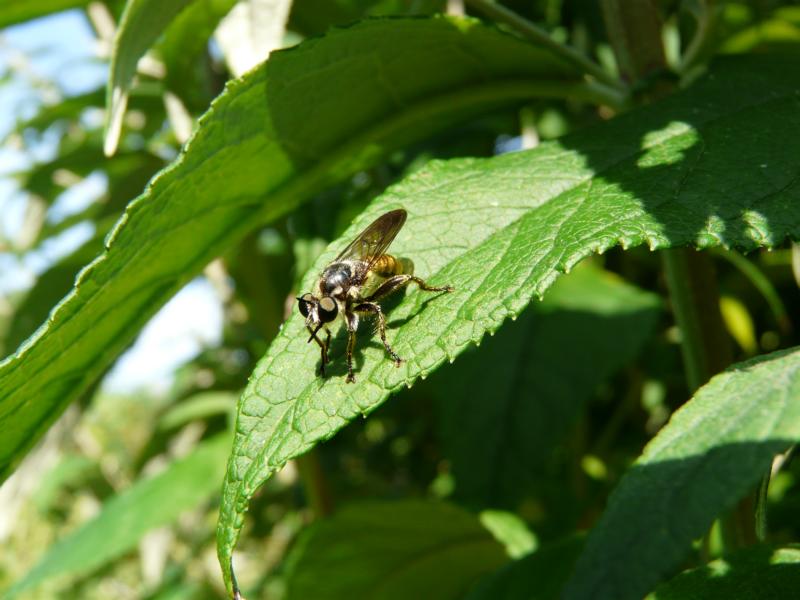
(297, 208, 453, 383)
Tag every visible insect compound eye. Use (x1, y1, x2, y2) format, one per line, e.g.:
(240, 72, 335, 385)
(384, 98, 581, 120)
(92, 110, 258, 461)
(318, 296, 338, 323)
(297, 293, 315, 318)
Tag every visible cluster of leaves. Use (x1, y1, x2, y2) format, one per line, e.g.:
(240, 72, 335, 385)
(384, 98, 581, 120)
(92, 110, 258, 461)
(1, 1, 800, 599)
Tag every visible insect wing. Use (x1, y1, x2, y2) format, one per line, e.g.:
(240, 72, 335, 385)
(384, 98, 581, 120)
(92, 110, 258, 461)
(334, 209, 407, 268)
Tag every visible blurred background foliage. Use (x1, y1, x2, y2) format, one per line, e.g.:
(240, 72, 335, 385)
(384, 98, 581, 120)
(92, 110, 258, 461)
(1, 0, 800, 598)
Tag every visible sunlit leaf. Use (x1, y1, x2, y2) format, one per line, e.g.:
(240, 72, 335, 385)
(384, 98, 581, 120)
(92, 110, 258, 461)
(0, 16, 581, 485)
(217, 55, 800, 594)
(0, 0, 88, 28)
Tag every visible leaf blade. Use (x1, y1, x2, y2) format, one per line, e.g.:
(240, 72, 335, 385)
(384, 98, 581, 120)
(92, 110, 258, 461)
(0, 16, 581, 490)
(6, 433, 231, 598)
(218, 55, 800, 593)
(564, 347, 800, 600)
(284, 501, 508, 600)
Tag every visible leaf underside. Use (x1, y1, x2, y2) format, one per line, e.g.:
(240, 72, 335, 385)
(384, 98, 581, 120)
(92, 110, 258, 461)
(217, 55, 800, 593)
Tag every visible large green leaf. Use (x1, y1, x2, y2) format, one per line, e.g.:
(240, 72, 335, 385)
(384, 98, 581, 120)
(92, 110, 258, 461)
(217, 56, 800, 593)
(431, 264, 660, 507)
(6, 433, 230, 598)
(283, 501, 507, 600)
(652, 545, 800, 600)
(563, 347, 800, 600)
(0, 16, 582, 484)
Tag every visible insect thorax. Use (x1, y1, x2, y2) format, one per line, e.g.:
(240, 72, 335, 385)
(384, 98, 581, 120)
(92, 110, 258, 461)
(319, 261, 359, 298)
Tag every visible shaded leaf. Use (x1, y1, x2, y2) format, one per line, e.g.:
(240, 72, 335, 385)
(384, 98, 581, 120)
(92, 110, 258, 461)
(564, 347, 800, 600)
(432, 264, 660, 507)
(284, 500, 507, 600)
(465, 536, 584, 600)
(653, 545, 800, 600)
(217, 55, 800, 593)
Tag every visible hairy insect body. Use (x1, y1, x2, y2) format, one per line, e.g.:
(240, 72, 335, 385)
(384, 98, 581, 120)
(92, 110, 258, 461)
(297, 209, 452, 383)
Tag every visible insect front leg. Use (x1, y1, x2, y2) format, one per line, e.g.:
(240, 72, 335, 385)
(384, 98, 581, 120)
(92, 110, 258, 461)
(355, 302, 402, 366)
(344, 310, 359, 383)
(365, 275, 454, 302)
(307, 325, 330, 376)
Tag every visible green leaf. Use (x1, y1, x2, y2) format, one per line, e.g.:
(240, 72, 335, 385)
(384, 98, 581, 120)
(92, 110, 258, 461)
(0, 0, 88, 28)
(0, 17, 581, 483)
(283, 501, 508, 600)
(564, 347, 800, 600)
(104, 0, 196, 155)
(432, 264, 660, 507)
(5, 232, 105, 352)
(158, 0, 238, 112)
(653, 545, 800, 600)
(158, 390, 237, 430)
(464, 536, 585, 600)
(6, 433, 230, 598)
(217, 55, 800, 592)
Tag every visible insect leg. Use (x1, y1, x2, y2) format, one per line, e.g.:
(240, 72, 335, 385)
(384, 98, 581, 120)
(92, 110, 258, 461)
(307, 325, 329, 376)
(365, 275, 453, 302)
(345, 310, 359, 383)
(355, 302, 402, 366)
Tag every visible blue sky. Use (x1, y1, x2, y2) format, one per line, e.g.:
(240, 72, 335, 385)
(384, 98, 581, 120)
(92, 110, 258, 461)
(0, 10, 222, 392)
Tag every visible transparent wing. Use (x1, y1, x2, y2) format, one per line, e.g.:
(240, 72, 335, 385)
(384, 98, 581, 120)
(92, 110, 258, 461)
(334, 209, 407, 268)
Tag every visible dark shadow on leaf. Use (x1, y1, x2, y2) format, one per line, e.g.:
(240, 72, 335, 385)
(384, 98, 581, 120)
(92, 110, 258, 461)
(653, 544, 800, 600)
(563, 439, 796, 600)
(552, 56, 800, 253)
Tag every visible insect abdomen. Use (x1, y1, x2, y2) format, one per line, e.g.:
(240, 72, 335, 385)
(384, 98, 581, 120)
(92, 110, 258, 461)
(372, 254, 413, 277)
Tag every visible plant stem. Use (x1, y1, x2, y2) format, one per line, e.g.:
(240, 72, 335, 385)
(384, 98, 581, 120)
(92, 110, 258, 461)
(296, 452, 334, 517)
(662, 249, 732, 392)
(600, 0, 668, 86)
(465, 0, 626, 93)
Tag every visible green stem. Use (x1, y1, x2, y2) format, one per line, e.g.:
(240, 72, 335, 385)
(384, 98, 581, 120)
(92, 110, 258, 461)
(661, 249, 732, 392)
(464, 0, 627, 93)
(296, 452, 334, 517)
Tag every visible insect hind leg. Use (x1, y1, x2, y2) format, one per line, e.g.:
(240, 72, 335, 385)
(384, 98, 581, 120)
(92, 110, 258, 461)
(355, 302, 402, 366)
(365, 275, 453, 303)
